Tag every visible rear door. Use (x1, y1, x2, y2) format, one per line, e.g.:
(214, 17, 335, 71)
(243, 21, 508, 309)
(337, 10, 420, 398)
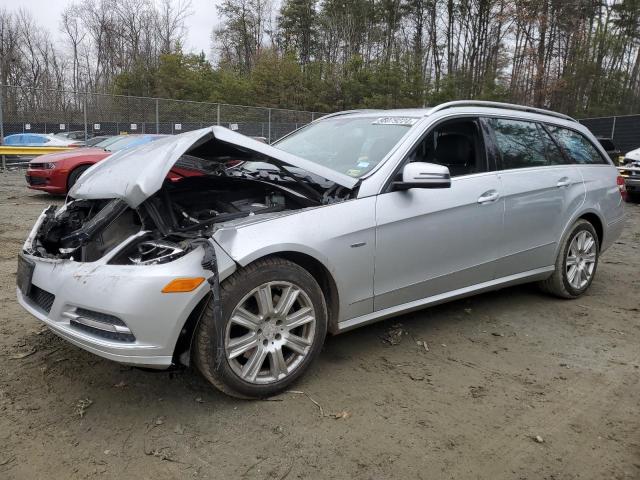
(487, 118, 585, 277)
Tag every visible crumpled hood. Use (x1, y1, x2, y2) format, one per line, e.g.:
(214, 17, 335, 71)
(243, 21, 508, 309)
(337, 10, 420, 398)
(69, 126, 358, 208)
(626, 147, 640, 162)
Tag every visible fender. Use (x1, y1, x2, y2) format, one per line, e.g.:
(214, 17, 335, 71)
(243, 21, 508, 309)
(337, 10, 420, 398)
(211, 196, 377, 323)
(232, 242, 333, 272)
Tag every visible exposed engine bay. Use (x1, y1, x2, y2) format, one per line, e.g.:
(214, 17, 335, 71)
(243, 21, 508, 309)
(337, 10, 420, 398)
(26, 171, 353, 265)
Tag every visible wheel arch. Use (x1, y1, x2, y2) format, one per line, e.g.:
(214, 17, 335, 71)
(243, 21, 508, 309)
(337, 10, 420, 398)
(262, 251, 341, 334)
(555, 208, 606, 259)
(171, 248, 342, 365)
(228, 243, 341, 332)
(578, 212, 603, 248)
(66, 162, 94, 191)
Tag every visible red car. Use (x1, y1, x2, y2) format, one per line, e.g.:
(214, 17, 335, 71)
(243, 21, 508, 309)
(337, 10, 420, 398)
(26, 135, 166, 195)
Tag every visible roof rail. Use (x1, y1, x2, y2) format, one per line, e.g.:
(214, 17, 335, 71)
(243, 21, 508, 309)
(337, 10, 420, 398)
(314, 109, 378, 121)
(427, 100, 576, 122)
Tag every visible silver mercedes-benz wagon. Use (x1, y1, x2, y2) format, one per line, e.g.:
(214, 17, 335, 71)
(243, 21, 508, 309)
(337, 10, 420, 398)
(17, 101, 626, 397)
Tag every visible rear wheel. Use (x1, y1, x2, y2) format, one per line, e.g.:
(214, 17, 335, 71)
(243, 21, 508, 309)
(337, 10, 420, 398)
(67, 165, 90, 192)
(193, 257, 327, 398)
(539, 219, 599, 299)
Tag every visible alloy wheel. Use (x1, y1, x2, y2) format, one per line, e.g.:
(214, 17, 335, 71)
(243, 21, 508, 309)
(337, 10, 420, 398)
(224, 281, 316, 384)
(566, 230, 597, 290)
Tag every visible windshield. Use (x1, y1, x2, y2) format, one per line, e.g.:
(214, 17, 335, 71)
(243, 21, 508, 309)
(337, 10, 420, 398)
(102, 136, 159, 152)
(271, 116, 415, 177)
(103, 136, 141, 152)
(85, 136, 108, 147)
(95, 136, 124, 149)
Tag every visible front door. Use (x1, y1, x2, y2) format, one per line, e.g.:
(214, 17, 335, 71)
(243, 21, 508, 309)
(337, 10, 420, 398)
(373, 117, 504, 311)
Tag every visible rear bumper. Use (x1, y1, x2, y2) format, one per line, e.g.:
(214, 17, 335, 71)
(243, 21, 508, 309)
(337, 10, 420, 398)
(25, 168, 68, 194)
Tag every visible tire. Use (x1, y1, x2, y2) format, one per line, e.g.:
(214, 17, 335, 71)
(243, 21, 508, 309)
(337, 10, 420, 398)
(539, 219, 599, 299)
(193, 257, 328, 398)
(67, 165, 90, 192)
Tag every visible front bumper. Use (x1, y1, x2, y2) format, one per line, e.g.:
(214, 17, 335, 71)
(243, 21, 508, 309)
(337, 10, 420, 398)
(17, 239, 236, 368)
(25, 168, 68, 194)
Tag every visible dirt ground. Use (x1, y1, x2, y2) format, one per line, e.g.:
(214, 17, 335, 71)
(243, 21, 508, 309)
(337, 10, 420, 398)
(0, 169, 639, 480)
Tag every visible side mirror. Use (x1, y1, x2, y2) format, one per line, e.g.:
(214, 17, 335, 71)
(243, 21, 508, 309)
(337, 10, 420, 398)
(393, 162, 451, 190)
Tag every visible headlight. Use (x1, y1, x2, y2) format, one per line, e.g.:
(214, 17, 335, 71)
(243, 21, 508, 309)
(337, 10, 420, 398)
(30, 162, 57, 169)
(108, 235, 191, 266)
(127, 239, 186, 265)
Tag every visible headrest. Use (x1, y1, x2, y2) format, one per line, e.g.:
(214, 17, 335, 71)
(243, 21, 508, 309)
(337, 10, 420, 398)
(435, 134, 473, 166)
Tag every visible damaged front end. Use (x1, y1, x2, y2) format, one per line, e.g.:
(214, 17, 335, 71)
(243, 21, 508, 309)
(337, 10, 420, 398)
(18, 126, 359, 370)
(20, 165, 344, 367)
(26, 125, 357, 265)
(30, 199, 134, 261)
(26, 175, 318, 266)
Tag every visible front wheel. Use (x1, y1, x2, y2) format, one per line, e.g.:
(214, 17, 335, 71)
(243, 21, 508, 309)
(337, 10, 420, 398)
(539, 219, 599, 299)
(67, 165, 90, 192)
(193, 257, 327, 398)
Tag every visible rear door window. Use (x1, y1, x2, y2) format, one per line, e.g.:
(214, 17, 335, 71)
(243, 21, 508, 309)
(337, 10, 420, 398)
(487, 118, 549, 169)
(546, 126, 608, 165)
(538, 126, 566, 165)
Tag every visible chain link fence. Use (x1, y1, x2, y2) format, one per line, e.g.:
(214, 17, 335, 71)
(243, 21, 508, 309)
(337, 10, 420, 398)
(0, 85, 323, 145)
(579, 115, 640, 156)
(7, 85, 637, 166)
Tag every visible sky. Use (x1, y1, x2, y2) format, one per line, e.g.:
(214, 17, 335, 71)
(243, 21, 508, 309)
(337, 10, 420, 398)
(1, 0, 223, 58)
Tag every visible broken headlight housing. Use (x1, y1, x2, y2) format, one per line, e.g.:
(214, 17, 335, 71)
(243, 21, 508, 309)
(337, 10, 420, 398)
(128, 240, 185, 265)
(109, 237, 189, 266)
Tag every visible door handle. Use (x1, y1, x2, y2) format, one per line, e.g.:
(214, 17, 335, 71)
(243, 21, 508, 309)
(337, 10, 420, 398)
(557, 177, 571, 188)
(477, 190, 500, 204)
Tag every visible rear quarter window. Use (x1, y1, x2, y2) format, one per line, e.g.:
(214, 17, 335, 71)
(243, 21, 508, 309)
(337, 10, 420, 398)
(547, 126, 608, 165)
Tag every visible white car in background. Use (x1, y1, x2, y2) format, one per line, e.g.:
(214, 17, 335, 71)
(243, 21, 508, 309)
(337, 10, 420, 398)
(621, 146, 640, 201)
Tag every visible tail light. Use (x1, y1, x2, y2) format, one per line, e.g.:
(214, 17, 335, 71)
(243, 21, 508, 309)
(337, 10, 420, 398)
(617, 175, 627, 201)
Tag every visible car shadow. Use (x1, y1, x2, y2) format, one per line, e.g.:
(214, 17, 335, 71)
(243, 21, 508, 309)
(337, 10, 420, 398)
(322, 282, 547, 353)
(23, 282, 551, 413)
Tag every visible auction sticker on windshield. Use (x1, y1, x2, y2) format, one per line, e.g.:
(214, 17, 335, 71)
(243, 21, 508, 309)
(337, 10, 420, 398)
(372, 117, 418, 126)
